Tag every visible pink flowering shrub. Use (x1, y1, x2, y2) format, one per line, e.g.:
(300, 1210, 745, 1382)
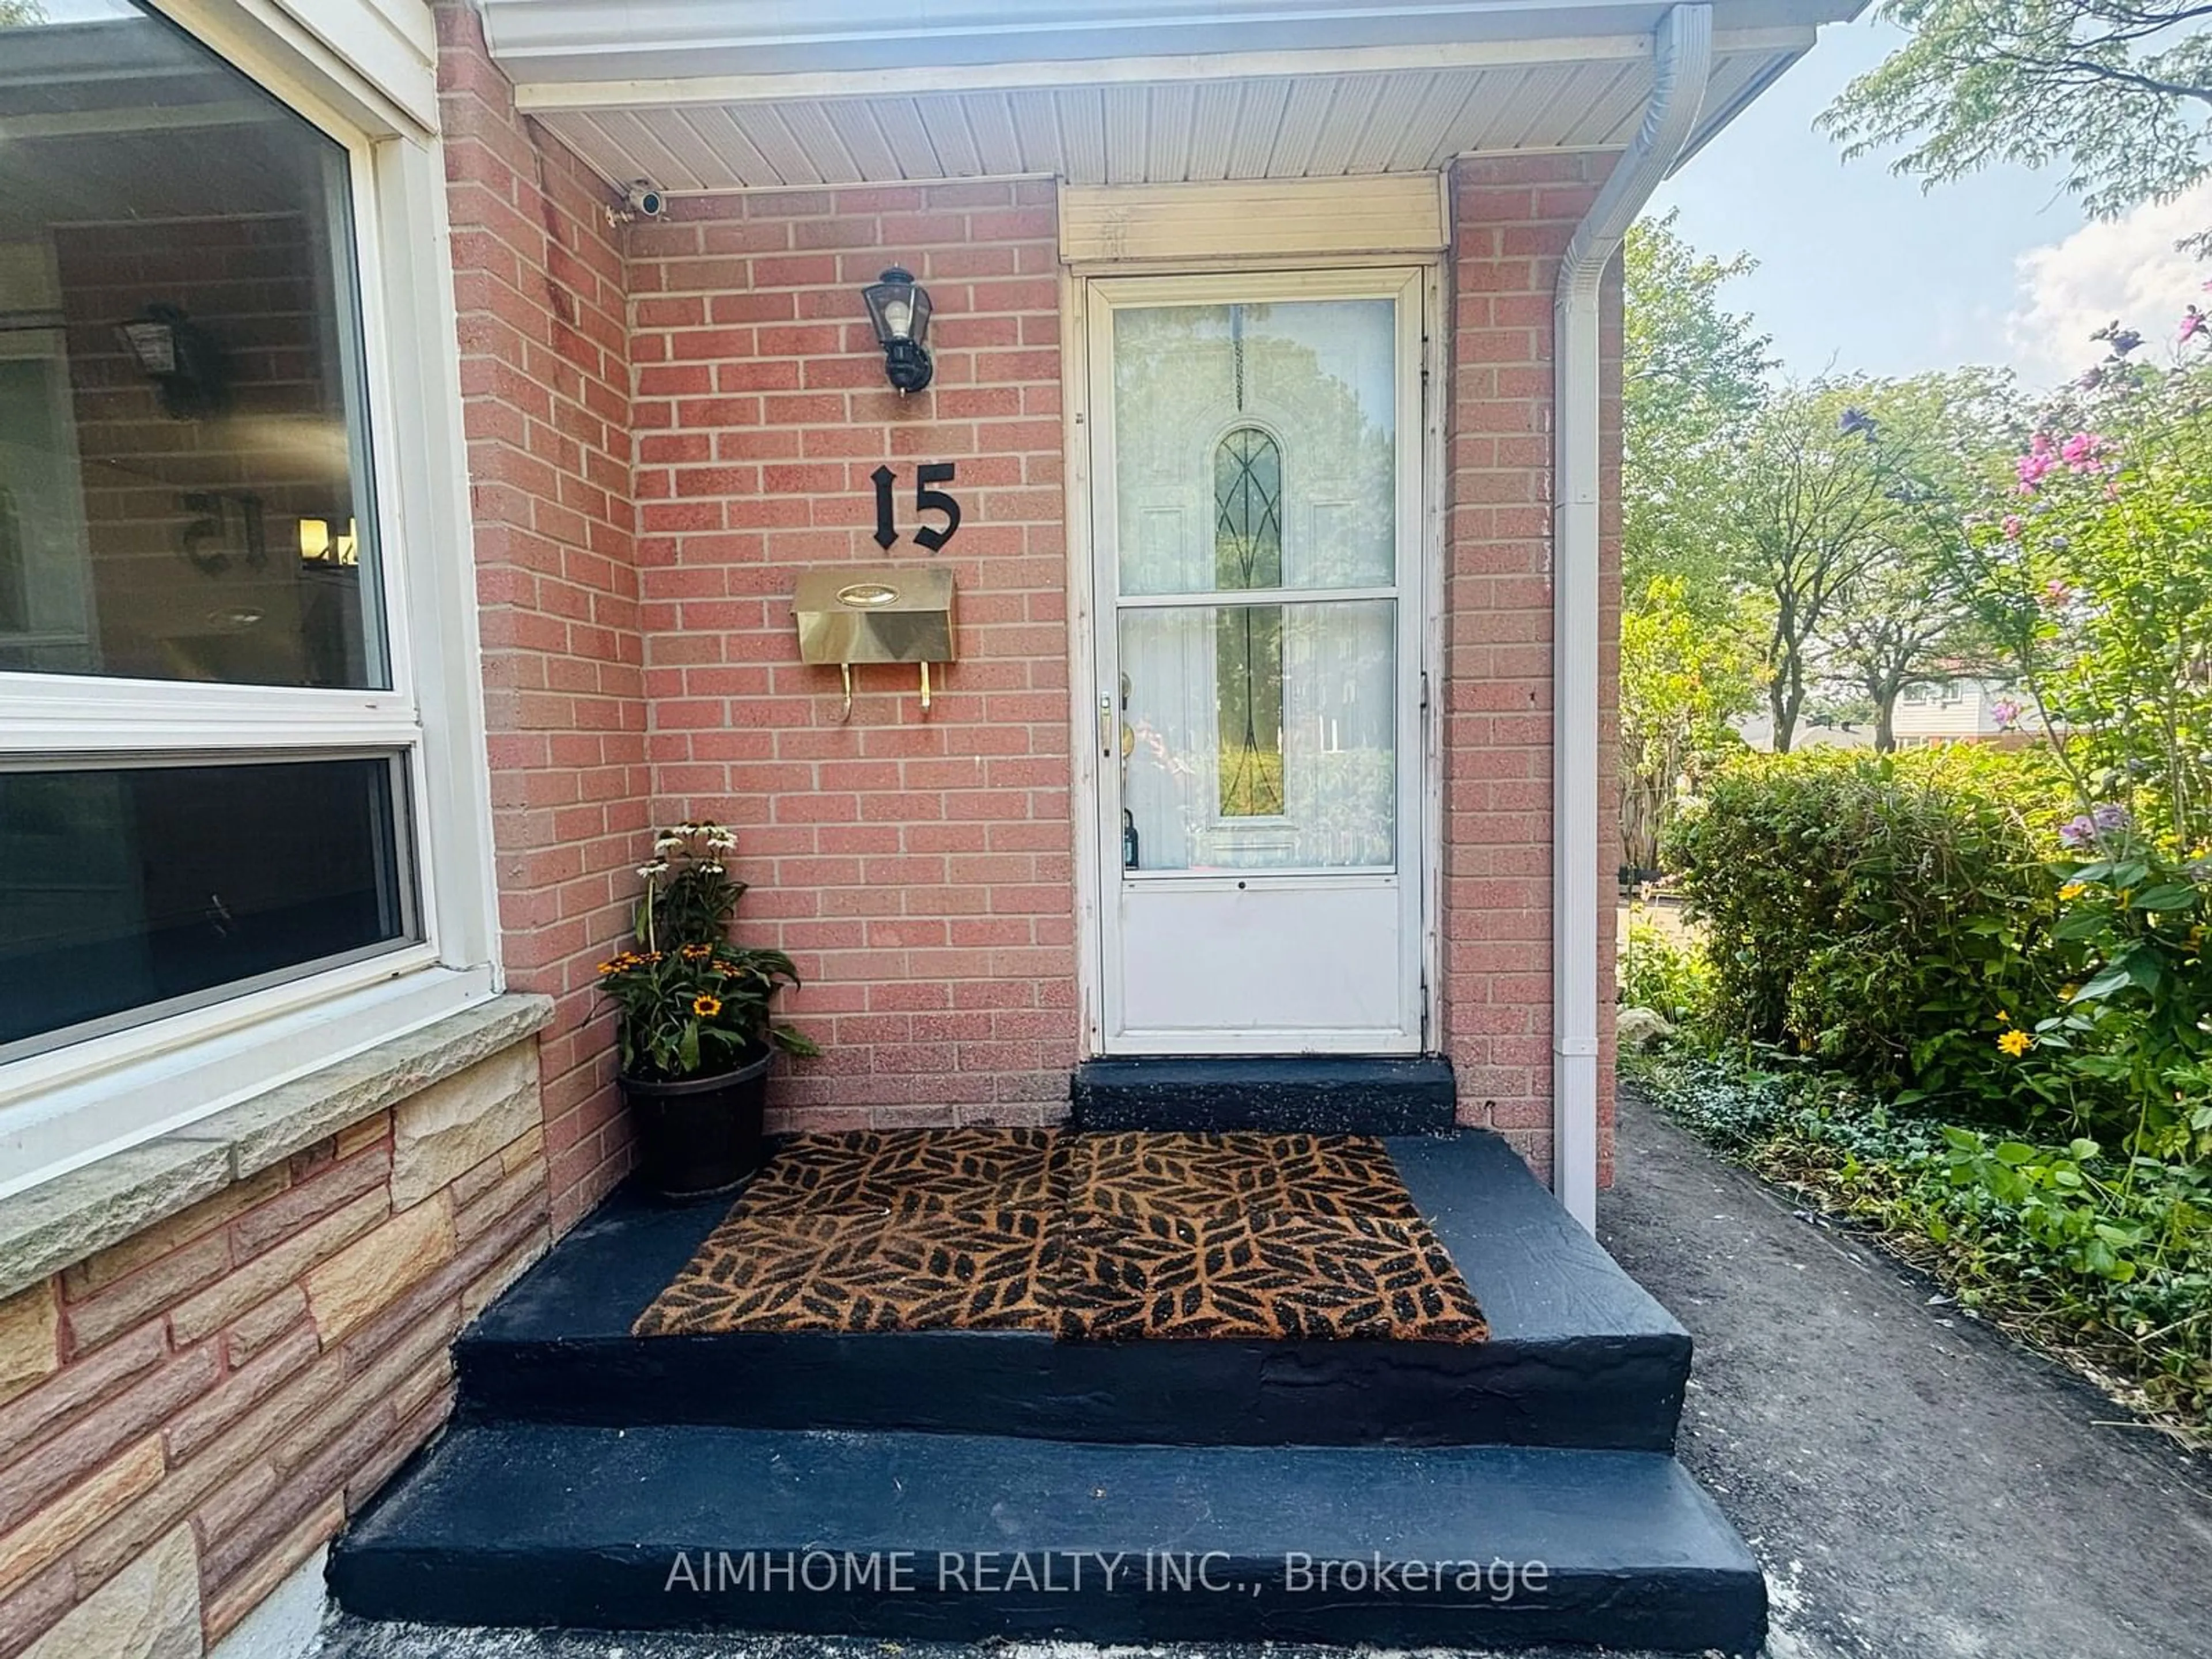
(1940, 315, 2212, 1162)
(1960, 315, 2212, 855)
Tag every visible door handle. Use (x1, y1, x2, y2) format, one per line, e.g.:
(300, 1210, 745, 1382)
(1099, 695, 1114, 757)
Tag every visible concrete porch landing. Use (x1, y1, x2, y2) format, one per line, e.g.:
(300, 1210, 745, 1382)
(445, 1130, 1688, 1448)
(325, 1130, 1765, 1653)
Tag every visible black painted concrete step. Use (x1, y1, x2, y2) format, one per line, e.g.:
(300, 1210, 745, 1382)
(1070, 1055, 1457, 1133)
(456, 1131, 1691, 1452)
(328, 1423, 1766, 1654)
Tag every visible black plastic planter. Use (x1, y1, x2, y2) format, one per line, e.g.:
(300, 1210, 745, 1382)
(620, 1047, 772, 1199)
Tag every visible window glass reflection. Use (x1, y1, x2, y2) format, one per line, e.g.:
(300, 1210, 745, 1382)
(0, 755, 413, 1052)
(0, 0, 385, 687)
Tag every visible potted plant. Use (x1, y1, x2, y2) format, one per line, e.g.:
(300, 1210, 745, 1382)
(597, 822, 816, 1198)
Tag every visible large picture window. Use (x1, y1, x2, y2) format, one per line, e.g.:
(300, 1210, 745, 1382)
(1, 0, 482, 1184)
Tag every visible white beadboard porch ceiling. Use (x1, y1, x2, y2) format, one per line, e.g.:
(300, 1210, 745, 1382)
(485, 1, 1863, 192)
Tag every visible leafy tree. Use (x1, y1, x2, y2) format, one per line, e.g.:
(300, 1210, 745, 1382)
(1727, 376, 2013, 752)
(1725, 385, 1911, 752)
(1619, 213, 1769, 860)
(1813, 372, 2020, 749)
(0, 0, 49, 22)
(1623, 211, 1774, 605)
(1824, 0, 2212, 224)
(1821, 551, 1980, 750)
(1620, 574, 1758, 872)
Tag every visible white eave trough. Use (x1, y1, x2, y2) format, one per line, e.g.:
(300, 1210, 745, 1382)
(477, 0, 1854, 191)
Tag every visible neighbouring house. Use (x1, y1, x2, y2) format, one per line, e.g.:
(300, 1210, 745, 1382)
(1893, 676, 2040, 745)
(1732, 679, 2042, 753)
(0, 2, 1861, 1656)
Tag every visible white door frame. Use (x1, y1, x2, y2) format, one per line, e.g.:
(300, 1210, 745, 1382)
(1063, 262, 1445, 1057)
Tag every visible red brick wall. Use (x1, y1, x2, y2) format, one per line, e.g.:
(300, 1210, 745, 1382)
(1442, 154, 1623, 1179)
(612, 169, 1621, 1162)
(423, 63, 1620, 1173)
(437, 2, 646, 1225)
(624, 182, 1078, 1127)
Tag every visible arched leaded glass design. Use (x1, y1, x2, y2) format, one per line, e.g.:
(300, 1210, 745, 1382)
(1213, 426, 1283, 589)
(1214, 426, 1285, 817)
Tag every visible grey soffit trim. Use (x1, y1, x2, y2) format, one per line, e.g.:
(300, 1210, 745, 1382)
(0, 994, 555, 1303)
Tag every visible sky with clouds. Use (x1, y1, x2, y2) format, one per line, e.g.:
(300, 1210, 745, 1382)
(1647, 14, 2211, 395)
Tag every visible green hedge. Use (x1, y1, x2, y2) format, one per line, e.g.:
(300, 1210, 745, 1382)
(1665, 746, 2063, 1109)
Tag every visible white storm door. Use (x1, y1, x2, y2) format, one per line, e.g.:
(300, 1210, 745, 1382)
(1089, 270, 1426, 1055)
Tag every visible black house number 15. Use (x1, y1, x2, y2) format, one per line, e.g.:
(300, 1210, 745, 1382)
(871, 463, 961, 552)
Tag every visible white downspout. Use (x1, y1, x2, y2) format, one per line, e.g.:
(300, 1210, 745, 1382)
(1552, 3, 1712, 1230)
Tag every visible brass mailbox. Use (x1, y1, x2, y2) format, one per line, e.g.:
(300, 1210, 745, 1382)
(792, 565, 956, 719)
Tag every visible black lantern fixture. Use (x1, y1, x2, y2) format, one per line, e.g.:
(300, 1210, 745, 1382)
(862, 267, 934, 394)
(116, 304, 226, 420)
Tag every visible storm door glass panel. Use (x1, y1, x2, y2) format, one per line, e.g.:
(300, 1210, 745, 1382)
(1111, 294, 1401, 873)
(1112, 300, 1395, 596)
(1119, 600, 1395, 872)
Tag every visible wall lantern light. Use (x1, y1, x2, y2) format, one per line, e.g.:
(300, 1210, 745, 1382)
(862, 267, 933, 394)
(116, 304, 225, 420)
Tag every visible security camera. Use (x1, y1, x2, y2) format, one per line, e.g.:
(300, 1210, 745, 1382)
(624, 180, 666, 219)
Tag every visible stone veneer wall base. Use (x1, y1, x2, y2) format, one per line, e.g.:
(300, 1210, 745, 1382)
(0, 994, 554, 1659)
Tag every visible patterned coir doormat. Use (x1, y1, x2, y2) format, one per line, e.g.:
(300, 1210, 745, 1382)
(631, 1129, 1487, 1344)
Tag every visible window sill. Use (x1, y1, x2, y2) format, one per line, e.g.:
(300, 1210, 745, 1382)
(2, 959, 500, 1191)
(0, 991, 552, 1301)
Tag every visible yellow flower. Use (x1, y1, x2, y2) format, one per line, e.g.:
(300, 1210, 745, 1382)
(1997, 1029, 2033, 1057)
(596, 960, 619, 975)
(2061, 983, 2079, 999)
(1996, 1010, 2011, 1025)
(691, 994, 723, 1017)
(2059, 881, 2088, 901)
(680, 942, 713, 960)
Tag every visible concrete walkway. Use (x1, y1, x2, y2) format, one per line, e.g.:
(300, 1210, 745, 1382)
(1601, 1086, 2212, 1659)
(315, 1090, 2212, 1659)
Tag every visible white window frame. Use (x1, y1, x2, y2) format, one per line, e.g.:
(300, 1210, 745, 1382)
(0, 0, 502, 1199)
